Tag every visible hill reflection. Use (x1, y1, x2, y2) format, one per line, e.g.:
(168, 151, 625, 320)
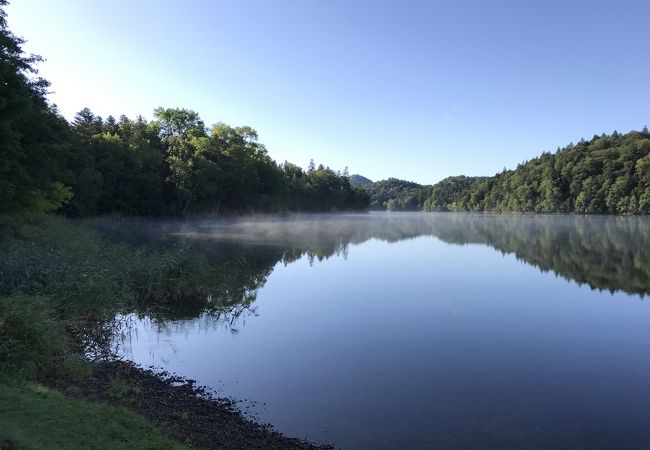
(94, 213, 650, 326)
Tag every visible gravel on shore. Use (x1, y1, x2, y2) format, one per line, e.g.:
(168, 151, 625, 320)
(48, 360, 333, 450)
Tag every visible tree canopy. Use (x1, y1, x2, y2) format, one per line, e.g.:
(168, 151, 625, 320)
(58, 107, 369, 216)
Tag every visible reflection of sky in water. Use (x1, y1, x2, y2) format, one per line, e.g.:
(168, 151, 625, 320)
(118, 222, 650, 450)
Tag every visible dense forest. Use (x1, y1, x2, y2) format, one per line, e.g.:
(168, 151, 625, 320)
(0, 3, 368, 219)
(361, 131, 650, 214)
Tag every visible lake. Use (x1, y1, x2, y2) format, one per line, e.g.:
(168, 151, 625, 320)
(112, 213, 650, 449)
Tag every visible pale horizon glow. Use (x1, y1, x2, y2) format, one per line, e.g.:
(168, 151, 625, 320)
(7, 0, 650, 184)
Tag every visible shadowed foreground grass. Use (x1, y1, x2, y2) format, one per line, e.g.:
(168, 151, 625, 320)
(0, 383, 189, 450)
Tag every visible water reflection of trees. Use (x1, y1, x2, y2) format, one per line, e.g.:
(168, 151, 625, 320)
(430, 214, 650, 296)
(166, 214, 649, 297)
(98, 213, 650, 329)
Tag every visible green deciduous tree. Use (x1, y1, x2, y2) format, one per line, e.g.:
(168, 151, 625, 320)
(0, 0, 72, 217)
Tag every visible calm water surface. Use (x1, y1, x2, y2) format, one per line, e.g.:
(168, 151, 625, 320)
(114, 213, 650, 449)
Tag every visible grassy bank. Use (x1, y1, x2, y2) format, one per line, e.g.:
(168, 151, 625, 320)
(0, 216, 221, 448)
(0, 216, 326, 449)
(0, 383, 189, 450)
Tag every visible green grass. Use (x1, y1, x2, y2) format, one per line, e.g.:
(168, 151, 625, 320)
(0, 383, 190, 450)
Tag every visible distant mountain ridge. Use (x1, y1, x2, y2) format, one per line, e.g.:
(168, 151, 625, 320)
(349, 174, 373, 187)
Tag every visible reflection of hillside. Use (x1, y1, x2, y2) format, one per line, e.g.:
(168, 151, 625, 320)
(431, 214, 650, 296)
(162, 214, 650, 296)
(174, 213, 649, 297)
(95, 213, 650, 327)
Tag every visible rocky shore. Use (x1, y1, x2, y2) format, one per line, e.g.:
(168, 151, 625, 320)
(48, 360, 333, 450)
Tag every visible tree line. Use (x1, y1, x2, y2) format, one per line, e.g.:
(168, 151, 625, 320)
(0, 2, 368, 218)
(61, 108, 369, 216)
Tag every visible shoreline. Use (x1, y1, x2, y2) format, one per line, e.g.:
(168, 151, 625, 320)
(47, 359, 333, 450)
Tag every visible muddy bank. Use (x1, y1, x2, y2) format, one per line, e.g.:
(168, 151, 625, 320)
(48, 360, 333, 450)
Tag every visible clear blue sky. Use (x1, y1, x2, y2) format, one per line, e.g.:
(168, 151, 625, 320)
(7, 0, 650, 184)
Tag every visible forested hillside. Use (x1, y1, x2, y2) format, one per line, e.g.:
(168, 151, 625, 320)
(444, 131, 650, 213)
(0, 7, 368, 218)
(364, 131, 650, 214)
(361, 176, 484, 212)
(362, 178, 431, 211)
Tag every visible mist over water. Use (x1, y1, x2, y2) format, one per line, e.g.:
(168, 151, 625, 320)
(108, 213, 650, 449)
